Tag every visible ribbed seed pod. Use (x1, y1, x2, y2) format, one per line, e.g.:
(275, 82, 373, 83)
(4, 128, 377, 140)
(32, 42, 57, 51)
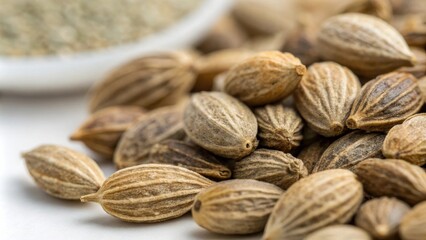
(317, 13, 415, 77)
(346, 72, 423, 132)
(305, 225, 371, 240)
(234, 149, 308, 189)
(263, 169, 364, 240)
(193, 48, 254, 91)
(70, 106, 145, 158)
(114, 107, 186, 169)
(192, 179, 283, 235)
(254, 104, 303, 152)
(294, 62, 361, 137)
(183, 92, 258, 159)
(224, 51, 306, 106)
(313, 131, 385, 172)
(297, 139, 333, 173)
(88, 51, 197, 112)
(23, 145, 105, 200)
(355, 197, 410, 240)
(355, 159, 426, 205)
(383, 114, 426, 166)
(81, 164, 214, 223)
(147, 140, 231, 180)
(400, 201, 426, 240)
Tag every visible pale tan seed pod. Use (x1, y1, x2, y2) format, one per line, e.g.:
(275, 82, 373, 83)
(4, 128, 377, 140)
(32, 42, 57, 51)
(355, 159, 426, 205)
(242, 31, 287, 52)
(196, 15, 247, 54)
(254, 104, 303, 152)
(294, 62, 361, 137)
(88, 51, 197, 112)
(23, 145, 105, 200)
(183, 92, 258, 159)
(297, 138, 333, 173)
(305, 225, 372, 240)
(70, 106, 145, 158)
(263, 169, 364, 240)
(114, 106, 186, 169)
(81, 164, 214, 223)
(211, 71, 227, 92)
(147, 140, 232, 180)
(383, 114, 426, 166)
(318, 13, 415, 77)
(346, 72, 423, 132)
(234, 149, 308, 189)
(192, 179, 283, 235)
(313, 131, 385, 172)
(400, 201, 426, 240)
(193, 49, 255, 91)
(224, 51, 306, 106)
(355, 197, 410, 240)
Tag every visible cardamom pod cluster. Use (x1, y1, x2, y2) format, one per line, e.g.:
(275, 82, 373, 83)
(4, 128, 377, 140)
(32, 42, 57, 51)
(20, 2, 426, 238)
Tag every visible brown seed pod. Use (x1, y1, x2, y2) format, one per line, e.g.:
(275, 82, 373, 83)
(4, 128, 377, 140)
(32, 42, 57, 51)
(317, 13, 415, 77)
(192, 179, 283, 235)
(346, 72, 423, 132)
(393, 14, 426, 47)
(400, 201, 426, 240)
(224, 51, 306, 106)
(397, 47, 426, 79)
(147, 140, 231, 180)
(355, 158, 426, 205)
(183, 92, 258, 159)
(81, 164, 214, 223)
(355, 197, 410, 240)
(234, 149, 308, 189)
(263, 169, 363, 240)
(23, 145, 105, 200)
(305, 225, 372, 240)
(114, 106, 186, 169)
(297, 138, 333, 173)
(383, 114, 426, 166)
(313, 131, 385, 172)
(294, 62, 361, 137)
(193, 49, 255, 92)
(254, 104, 303, 152)
(88, 51, 197, 112)
(70, 106, 145, 158)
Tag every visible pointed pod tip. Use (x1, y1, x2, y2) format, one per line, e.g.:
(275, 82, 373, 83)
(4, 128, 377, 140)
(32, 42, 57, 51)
(80, 192, 100, 203)
(295, 65, 307, 76)
(346, 116, 358, 129)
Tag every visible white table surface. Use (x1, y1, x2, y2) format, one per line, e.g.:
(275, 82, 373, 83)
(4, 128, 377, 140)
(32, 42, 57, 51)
(0, 93, 260, 240)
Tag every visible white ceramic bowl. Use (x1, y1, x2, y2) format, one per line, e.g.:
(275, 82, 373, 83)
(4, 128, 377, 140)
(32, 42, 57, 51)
(0, 0, 232, 94)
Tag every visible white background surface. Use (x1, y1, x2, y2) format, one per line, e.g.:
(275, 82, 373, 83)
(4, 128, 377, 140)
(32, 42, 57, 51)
(0, 93, 260, 240)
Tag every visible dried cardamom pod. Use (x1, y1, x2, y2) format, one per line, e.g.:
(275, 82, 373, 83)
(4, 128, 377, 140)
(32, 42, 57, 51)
(70, 106, 145, 158)
(193, 49, 254, 92)
(196, 15, 247, 54)
(224, 51, 306, 106)
(183, 92, 258, 159)
(346, 72, 423, 132)
(397, 47, 426, 79)
(383, 114, 426, 166)
(234, 149, 308, 189)
(147, 140, 231, 180)
(400, 201, 426, 240)
(88, 51, 197, 112)
(23, 145, 105, 200)
(254, 104, 303, 152)
(305, 225, 371, 240)
(355, 197, 410, 240)
(263, 169, 363, 240)
(313, 131, 385, 172)
(318, 13, 415, 77)
(355, 158, 426, 205)
(294, 62, 361, 137)
(297, 138, 333, 173)
(81, 164, 214, 223)
(114, 106, 186, 169)
(192, 179, 283, 235)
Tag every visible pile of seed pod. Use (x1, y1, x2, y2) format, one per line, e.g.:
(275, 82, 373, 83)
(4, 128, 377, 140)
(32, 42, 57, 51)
(22, 0, 426, 239)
